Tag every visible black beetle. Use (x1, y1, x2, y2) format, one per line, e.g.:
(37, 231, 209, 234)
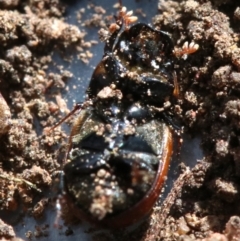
(61, 8, 176, 228)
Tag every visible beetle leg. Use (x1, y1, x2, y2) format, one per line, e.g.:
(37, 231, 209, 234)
(173, 71, 179, 98)
(45, 100, 92, 134)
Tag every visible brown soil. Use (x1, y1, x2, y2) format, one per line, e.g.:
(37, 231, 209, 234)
(0, 0, 239, 241)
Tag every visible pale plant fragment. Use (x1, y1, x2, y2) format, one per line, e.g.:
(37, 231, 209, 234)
(174, 41, 199, 59)
(108, 6, 138, 33)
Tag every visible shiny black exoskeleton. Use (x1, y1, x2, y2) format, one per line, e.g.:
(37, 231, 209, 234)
(63, 18, 175, 228)
(88, 23, 174, 106)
